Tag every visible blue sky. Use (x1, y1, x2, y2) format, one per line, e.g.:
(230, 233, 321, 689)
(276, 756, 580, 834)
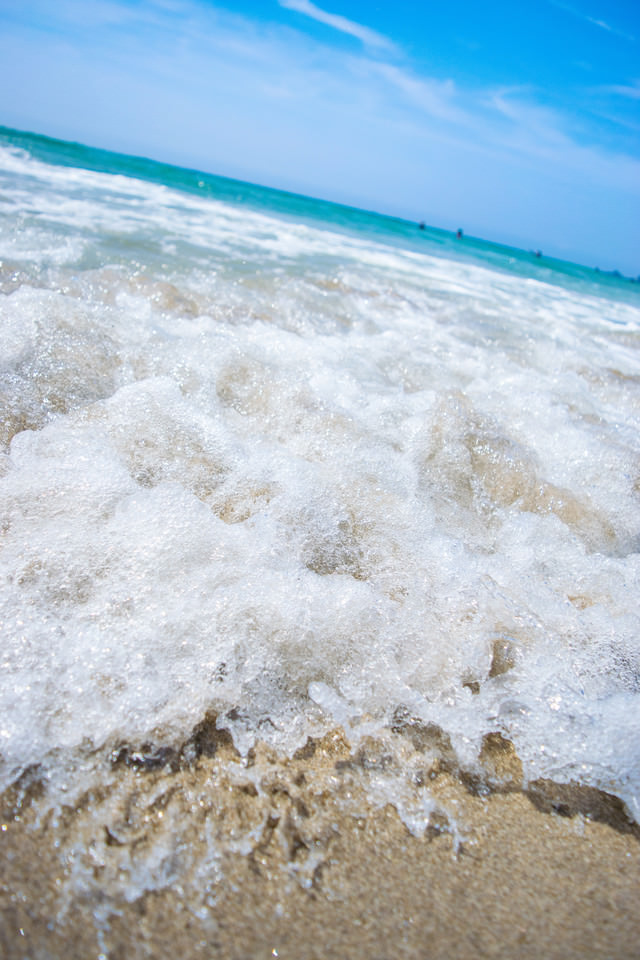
(0, 0, 638, 273)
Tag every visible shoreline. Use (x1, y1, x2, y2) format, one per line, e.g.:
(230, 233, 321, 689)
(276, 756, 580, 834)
(1, 729, 638, 959)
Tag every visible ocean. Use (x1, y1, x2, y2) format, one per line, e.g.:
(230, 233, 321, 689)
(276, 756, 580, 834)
(1, 125, 639, 906)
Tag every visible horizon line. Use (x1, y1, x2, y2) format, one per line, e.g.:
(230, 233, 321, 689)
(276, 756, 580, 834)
(1, 122, 637, 283)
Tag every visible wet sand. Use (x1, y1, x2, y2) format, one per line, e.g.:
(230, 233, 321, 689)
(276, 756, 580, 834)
(1, 727, 639, 960)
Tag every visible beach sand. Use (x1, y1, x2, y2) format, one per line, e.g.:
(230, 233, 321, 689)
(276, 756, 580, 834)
(1, 726, 638, 960)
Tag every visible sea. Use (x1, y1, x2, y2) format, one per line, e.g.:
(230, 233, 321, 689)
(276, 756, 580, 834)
(1, 125, 639, 878)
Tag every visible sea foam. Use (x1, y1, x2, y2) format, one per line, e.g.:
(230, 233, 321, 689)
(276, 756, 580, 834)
(1, 136, 639, 841)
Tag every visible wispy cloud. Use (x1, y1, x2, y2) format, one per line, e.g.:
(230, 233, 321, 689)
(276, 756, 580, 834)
(371, 64, 459, 120)
(602, 79, 640, 100)
(278, 0, 396, 52)
(587, 16, 612, 32)
(548, 1, 636, 42)
(481, 87, 640, 190)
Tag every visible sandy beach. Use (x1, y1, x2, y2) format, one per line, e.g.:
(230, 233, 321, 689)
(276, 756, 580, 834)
(1, 726, 638, 960)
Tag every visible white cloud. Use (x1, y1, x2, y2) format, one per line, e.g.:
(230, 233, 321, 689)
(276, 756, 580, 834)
(587, 16, 612, 32)
(482, 88, 640, 191)
(603, 80, 640, 100)
(278, 0, 396, 52)
(548, 1, 636, 42)
(370, 63, 466, 124)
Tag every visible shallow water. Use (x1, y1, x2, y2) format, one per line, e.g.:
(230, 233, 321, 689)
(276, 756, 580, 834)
(1, 127, 639, 854)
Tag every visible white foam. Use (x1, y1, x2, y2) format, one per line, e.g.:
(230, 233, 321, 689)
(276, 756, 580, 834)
(1, 144, 639, 836)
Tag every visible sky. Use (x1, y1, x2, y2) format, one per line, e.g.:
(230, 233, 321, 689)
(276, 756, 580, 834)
(0, 0, 638, 273)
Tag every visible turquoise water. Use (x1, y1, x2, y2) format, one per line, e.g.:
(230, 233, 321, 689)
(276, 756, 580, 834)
(2, 124, 637, 301)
